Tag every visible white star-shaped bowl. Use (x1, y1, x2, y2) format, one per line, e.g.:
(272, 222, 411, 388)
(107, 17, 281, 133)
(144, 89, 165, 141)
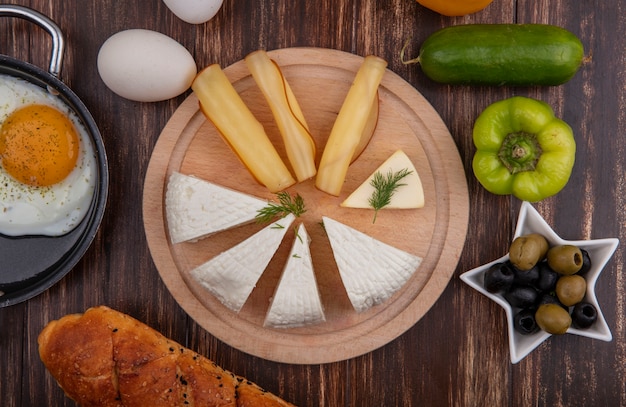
(460, 201, 619, 364)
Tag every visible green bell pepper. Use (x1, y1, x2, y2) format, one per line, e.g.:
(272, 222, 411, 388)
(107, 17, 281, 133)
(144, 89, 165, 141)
(472, 96, 576, 202)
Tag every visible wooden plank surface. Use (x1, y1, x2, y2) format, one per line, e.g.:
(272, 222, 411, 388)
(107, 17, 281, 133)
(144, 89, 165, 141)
(1, 0, 625, 406)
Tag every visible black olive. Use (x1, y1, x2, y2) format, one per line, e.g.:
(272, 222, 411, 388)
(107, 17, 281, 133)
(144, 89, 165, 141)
(571, 302, 598, 329)
(504, 285, 539, 309)
(536, 261, 559, 292)
(577, 249, 592, 276)
(483, 262, 515, 293)
(511, 262, 539, 286)
(514, 309, 539, 335)
(538, 293, 567, 310)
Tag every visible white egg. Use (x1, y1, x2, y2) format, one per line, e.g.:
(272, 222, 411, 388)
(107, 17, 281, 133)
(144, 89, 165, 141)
(97, 29, 197, 102)
(0, 75, 97, 237)
(163, 0, 224, 24)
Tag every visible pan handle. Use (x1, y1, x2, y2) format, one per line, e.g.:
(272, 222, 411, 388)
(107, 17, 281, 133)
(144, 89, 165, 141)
(0, 4, 65, 78)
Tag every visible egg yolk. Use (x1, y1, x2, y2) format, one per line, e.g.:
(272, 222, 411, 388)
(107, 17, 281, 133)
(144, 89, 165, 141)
(0, 104, 79, 186)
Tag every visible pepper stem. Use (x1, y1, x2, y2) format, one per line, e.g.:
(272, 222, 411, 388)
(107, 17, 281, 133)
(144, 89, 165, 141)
(498, 132, 543, 174)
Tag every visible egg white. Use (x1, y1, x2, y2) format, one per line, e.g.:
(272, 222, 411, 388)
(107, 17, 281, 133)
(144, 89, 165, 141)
(0, 75, 97, 237)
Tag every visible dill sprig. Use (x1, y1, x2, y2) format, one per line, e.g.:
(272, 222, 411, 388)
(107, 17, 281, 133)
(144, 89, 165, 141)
(256, 191, 307, 223)
(368, 168, 413, 223)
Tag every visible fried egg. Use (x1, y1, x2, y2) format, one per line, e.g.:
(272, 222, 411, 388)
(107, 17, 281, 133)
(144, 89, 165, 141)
(0, 74, 97, 237)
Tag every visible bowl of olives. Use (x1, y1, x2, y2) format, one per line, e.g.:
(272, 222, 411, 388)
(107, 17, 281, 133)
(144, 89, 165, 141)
(460, 201, 619, 363)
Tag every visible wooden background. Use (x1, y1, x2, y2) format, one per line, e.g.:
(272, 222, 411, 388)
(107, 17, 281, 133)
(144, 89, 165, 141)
(1, 0, 625, 406)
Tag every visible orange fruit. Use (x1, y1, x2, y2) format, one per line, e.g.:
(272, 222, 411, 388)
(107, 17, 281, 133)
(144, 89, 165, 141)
(416, 0, 494, 16)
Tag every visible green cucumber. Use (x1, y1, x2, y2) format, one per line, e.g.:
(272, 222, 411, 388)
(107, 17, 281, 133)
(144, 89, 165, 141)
(403, 24, 584, 86)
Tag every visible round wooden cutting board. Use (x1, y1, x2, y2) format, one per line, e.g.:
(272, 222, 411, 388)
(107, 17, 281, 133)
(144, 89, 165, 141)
(143, 47, 469, 364)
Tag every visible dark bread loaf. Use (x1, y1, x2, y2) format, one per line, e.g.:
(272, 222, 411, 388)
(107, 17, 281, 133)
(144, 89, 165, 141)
(38, 306, 295, 407)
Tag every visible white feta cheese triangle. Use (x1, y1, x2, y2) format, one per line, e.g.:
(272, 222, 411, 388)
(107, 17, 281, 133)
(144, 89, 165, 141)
(264, 224, 326, 328)
(341, 149, 425, 209)
(165, 171, 268, 244)
(191, 214, 295, 312)
(323, 216, 422, 313)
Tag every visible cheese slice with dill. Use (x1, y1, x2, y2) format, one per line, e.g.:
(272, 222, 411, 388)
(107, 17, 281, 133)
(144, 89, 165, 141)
(191, 214, 295, 312)
(264, 224, 326, 328)
(323, 216, 422, 313)
(341, 149, 425, 209)
(165, 171, 268, 244)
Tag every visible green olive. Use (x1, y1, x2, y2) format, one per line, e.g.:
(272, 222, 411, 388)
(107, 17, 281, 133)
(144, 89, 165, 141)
(556, 275, 586, 306)
(547, 245, 584, 275)
(509, 233, 549, 270)
(535, 303, 572, 335)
